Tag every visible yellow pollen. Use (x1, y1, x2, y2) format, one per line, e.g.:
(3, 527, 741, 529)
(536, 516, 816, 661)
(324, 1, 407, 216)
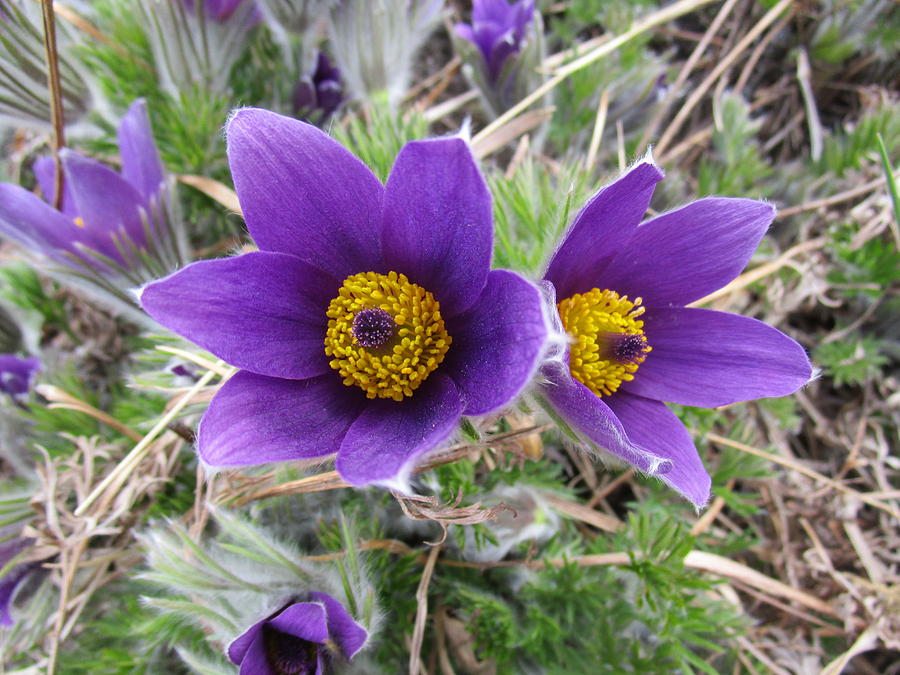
(324, 271, 451, 402)
(557, 288, 652, 397)
(72, 216, 85, 228)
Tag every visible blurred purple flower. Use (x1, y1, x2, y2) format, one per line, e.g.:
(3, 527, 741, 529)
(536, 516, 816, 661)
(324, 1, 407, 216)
(455, 0, 535, 82)
(181, 0, 260, 23)
(0, 537, 36, 626)
(0, 354, 39, 399)
(141, 108, 547, 488)
(0, 99, 166, 271)
(538, 161, 812, 507)
(227, 592, 367, 674)
(292, 52, 343, 124)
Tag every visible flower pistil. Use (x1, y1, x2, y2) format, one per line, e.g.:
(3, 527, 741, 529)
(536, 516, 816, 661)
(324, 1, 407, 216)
(557, 288, 651, 397)
(324, 271, 451, 401)
(263, 623, 319, 674)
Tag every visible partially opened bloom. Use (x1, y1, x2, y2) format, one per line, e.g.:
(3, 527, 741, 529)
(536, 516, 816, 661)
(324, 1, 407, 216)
(455, 0, 535, 83)
(0, 100, 187, 321)
(537, 161, 812, 507)
(141, 109, 547, 488)
(292, 52, 344, 124)
(227, 593, 367, 674)
(454, 0, 546, 120)
(0, 355, 39, 400)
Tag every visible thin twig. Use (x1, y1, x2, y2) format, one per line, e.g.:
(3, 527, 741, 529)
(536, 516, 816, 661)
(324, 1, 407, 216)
(409, 545, 441, 675)
(473, 0, 718, 146)
(778, 174, 893, 217)
(36, 384, 143, 442)
(40, 0, 66, 209)
(796, 48, 823, 161)
(584, 89, 609, 171)
(654, 0, 794, 156)
(637, 0, 740, 153)
(74, 364, 223, 516)
(706, 433, 900, 519)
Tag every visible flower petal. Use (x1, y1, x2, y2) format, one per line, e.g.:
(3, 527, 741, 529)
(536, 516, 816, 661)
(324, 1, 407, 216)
(336, 374, 463, 487)
(0, 183, 82, 264)
(622, 307, 812, 407)
(605, 392, 711, 507)
(597, 198, 774, 307)
(310, 591, 368, 659)
(227, 622, 263, 665)
(226, 108, 384, 279)
(538, 363, 674, 476)
(0, 355, 40, 398)
(237, 634, 273, 674)
(60, 148, 148, 258)
(140, 252, 338, 379)
(117, 99, 165, 202)
(269, 602, 329, 644)
(382, 137, 492, 317)
(444, 270, 546, 415)
(544, 161, 663, 300)
(198, 371, 366, 467)
(32, 156, 77, 217)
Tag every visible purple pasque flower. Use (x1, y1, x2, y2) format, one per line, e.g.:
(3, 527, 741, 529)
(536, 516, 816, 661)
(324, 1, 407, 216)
(0, 354, 39, 399)
(455, 0, 535, 82)
(140, 108, 548, 488)
(292, 52, 343, 124)
(0, 99, 166, 272)
(227, 592, 367, 674)
(538, 161, 812, 507)
(0, 537, 36, 626)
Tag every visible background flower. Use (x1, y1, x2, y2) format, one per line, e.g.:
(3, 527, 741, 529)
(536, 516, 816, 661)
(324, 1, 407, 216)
(228, 592, 368, 674)
(453, 0, 547, 119)
(537, 161, 812, 507)
(0, 99, 188, 322)
(455, 0, 535, 83)
(141, 108, 548, 488)
(292, 52, 344, 124)
(0, 354, 39, 400)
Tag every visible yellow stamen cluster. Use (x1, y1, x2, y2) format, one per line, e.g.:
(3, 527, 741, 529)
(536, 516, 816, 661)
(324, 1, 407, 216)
(557, 288, 651, 397)
(324, 271, 451, 401)
(73, 216, 85, 228)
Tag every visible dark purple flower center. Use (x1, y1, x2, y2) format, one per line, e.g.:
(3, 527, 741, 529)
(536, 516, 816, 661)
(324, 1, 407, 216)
(351, 307, 396, 349)
(610, 333, 649, 364)
(263, 625, 319, 675)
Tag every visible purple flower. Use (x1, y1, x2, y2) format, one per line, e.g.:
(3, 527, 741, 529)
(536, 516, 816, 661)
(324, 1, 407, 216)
(292, 52, 344, 124)
(538, 161, 812, 507)
(0, 99, 166, 271)
(140, 109, 547, 487)
(455, 0, 535, 82)
(0, 354, 39, 399)
(0, 537, 36, 627)
(181, 0, 258, 22)
(227, 593, 367, 674)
